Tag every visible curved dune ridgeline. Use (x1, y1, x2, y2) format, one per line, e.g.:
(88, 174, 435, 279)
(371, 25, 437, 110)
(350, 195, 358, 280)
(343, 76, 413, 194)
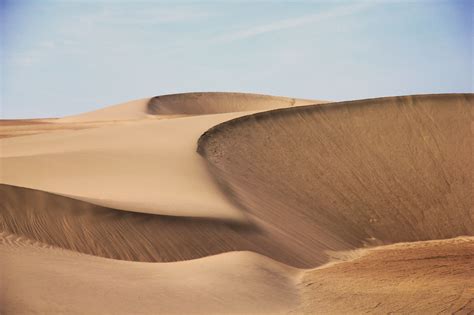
(2, 92, 474, 313)
(0, 184, 301, 263)
(198, 94, 474, 267)
(54, 92, 324, 124)
(1, 234, 300, 315)
(148, 92, 325, 115)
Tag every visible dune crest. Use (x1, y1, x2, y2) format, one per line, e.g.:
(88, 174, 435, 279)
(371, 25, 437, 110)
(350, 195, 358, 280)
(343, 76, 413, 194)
(0, 232, 300, 315)
(1, 113, 250, 220)
(148, 92, 325, 115)
(198, 94, 473, 267)
(0, 184, 293, 263)
(1, 92, 473, 313)
(55, 92, 324, 123)
(57, 98, 151, 123)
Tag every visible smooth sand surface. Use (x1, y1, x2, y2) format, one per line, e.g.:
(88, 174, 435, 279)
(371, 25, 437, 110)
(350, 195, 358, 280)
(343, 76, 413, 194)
(0, 233, 300, 315)
(1, 92, 473, 314)
(57, 98, 152, 122)
(1, 92, 323, 220)
(1, 113, 251, 220)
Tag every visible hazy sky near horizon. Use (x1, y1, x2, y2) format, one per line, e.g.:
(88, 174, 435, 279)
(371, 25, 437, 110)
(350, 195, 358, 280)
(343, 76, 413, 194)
(1, 0, 472, 118)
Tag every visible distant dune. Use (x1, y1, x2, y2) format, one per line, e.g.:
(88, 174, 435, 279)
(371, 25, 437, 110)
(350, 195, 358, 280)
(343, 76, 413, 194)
(1, 92, 473, 313)
(57, 92, 326, 123)
(148, 92, 325, 115)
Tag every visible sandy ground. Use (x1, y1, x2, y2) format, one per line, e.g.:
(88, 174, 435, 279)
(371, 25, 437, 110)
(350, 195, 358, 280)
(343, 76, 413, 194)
(297, 237, 474, 314)
(1, 92, 473, 314)
(0, 232, 300, 315)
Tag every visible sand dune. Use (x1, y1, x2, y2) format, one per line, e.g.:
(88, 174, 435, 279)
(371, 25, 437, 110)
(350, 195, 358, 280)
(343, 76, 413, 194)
(0, 232, 300, 315)
(148, 92, 324, 115)
(1, 92, 325, 219)
(0, 184, 292, 263)
(56, 92, 324, 123)
(1, 92, 473, 313)
(198, 94, 473, 267)
(2, 233, 471, 314)
(57, 98, 152, 123)
(1, 113, 251, 220)
(297, 237, 474, 314)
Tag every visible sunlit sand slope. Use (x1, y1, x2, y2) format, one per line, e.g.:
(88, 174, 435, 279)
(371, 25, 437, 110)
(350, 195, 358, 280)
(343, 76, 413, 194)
(198, 94, 473, 267)
(55, 92, 324, 123)
(1, 113, 251, 221)
(0, 233, 300, 315)
(296, 237, 474, 314)
(58, 98, 151, 122)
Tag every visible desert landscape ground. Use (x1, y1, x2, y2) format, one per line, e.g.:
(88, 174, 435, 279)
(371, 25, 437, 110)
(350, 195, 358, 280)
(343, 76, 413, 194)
(0, 92, 473, 314)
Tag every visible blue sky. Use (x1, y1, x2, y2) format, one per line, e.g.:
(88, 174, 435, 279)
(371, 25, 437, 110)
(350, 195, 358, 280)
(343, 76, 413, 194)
(1, 0, 472, 118)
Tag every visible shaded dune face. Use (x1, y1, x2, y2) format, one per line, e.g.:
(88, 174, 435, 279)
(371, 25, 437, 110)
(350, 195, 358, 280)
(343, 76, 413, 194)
(0, 184, 296, 263)
(148, 92, 323, 115)
(198, 94, 473, 267)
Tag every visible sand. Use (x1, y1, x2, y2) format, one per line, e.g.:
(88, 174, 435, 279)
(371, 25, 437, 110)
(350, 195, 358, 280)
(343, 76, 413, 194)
(1, 92, 473, 314)
(198, 94, 473, 267)
(0, 233, 300, 315)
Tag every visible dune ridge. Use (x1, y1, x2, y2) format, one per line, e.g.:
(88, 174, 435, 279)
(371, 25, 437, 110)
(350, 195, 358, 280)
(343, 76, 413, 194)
(1, 92, 473, 313)
(1, 113, 253, 221)
(198, 94, 473, 267)
(148, 92, 325, 115)
(55, 92, 324, 123)
(0, 184, 290, 263)
(2, 232, 472, 314)
(0, 232, 300, 315)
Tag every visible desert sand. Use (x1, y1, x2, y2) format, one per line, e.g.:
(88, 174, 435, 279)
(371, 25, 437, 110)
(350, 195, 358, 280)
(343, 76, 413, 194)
(1, 92, 473, 314)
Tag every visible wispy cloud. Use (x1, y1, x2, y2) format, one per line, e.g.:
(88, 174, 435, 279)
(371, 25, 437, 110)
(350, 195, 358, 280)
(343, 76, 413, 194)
(210, 2, 374, 43)
(73, 5, 211, 29)
(101, 6, 211, 25)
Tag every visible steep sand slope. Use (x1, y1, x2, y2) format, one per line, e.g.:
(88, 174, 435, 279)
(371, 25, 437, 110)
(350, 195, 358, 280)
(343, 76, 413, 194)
(148, 92, 325, 115)
(1, 92, 324, 219)
(0, 184, 292, 263)
(198, 94, 473, 267)
(296, 237, 474, 314)
(0, 233, 300, 315)
(1, 113, 252, 220)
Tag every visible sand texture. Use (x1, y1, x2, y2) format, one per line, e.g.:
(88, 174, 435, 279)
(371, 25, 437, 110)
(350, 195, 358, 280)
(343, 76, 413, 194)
(1, 92, 473, 314)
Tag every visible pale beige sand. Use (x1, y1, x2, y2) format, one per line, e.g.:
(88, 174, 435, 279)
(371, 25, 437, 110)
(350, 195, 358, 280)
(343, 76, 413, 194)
(1, 93, 473, 314)
(2, 233, 472, 314)
(57, 98, 152, 122)
(1, 113, 251, 220)
(0, 233, 300, 315)
(1, 93, 323, 220)
(56, 92, 325, 123)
